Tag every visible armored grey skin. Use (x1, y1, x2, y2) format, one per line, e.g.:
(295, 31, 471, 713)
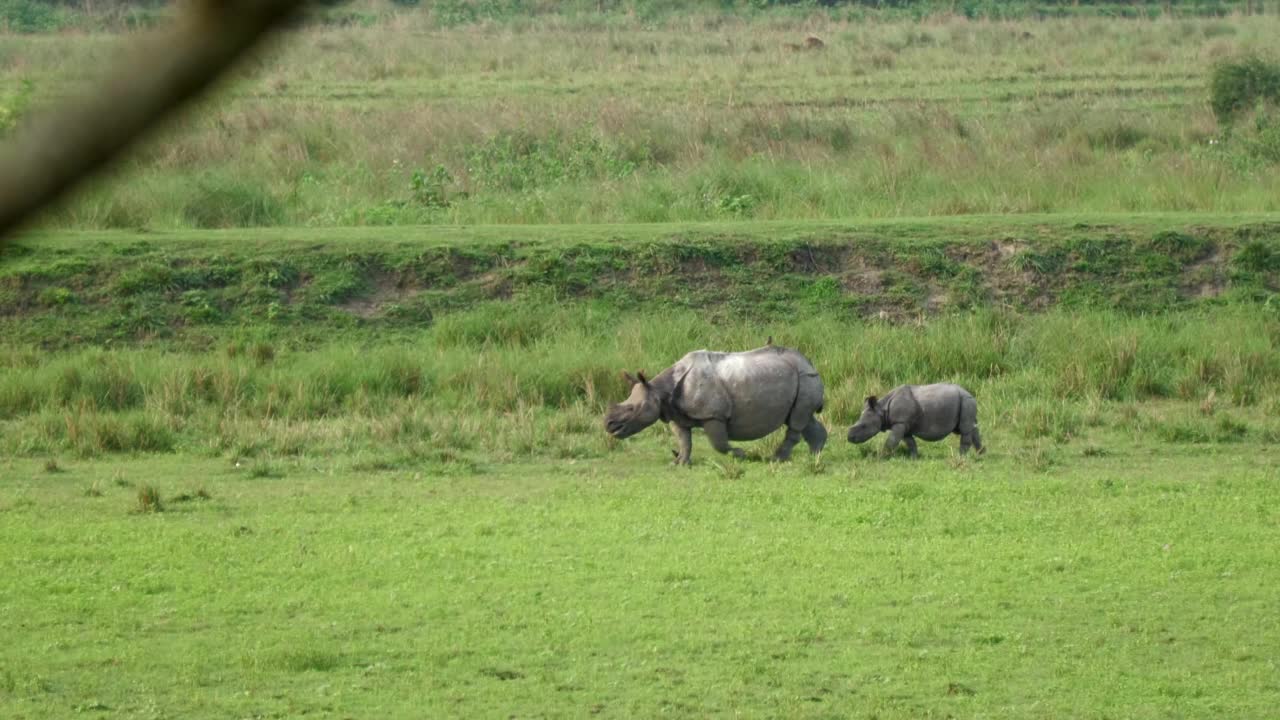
(603, 344, 827, 465)
(846, 383, 983, 457)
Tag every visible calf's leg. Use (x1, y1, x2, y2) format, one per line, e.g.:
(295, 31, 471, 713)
(903, 435, 919, 458)
(881, 423, 909, 458)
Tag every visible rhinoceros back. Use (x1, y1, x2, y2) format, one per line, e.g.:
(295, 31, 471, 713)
(677, 347, 820, 441)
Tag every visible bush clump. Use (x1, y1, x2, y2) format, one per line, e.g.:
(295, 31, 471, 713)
(0, 0, 61, 33)
(1209, 55, 1280, 124)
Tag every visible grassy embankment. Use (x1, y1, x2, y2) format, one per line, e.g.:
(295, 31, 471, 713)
(2, 216, 1280, 463)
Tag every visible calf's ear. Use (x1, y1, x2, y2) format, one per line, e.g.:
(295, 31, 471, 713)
(622, 371, 639, 386)
(865, 395, 878, 409)
(637, 370, 649, 385)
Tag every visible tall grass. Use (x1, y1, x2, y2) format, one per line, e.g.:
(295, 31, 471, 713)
(6, 13, 1280, 228)
(3, 307, 1278, 458)
(2, 0, 1261, 35)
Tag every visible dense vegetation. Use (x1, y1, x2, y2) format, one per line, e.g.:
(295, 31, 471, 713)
(1, 217, 1279, 461)
(3, 11, 1280, 227)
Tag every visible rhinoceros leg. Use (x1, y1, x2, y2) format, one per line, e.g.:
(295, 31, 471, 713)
(957, 395, 983, 455)
(774, 428, 804, 461)
(882, 423, 910, 458)
(802, 420, 827, 455)
(903, 435, 919, 458)
(703, 420, 746, 460)
(960, 427, 984, 455)
(671, 424, 693, 465)
(776, 372, 825, 461)
(775, 416, 828, 461)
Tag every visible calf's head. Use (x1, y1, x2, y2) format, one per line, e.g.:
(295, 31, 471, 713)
(604, 371, 661, 440)
(846, 395, 887, 443)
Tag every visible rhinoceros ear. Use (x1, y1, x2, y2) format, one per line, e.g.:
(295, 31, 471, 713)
(622, 371, 639, 386)
(637, 371, 649, 386)
(865, 395, 878, 410)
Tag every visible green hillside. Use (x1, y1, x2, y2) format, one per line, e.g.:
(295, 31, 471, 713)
(4, 215, 1279, 348)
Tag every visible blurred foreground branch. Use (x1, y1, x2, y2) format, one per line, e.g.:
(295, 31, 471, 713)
(0, 0, 310, 244)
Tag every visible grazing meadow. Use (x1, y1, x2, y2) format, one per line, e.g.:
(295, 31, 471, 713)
(3, 3, 1280, 718)
(4, 5, 1280, 227)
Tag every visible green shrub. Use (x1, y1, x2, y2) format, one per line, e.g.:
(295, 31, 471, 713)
(37, 287, 76, 307)
(1234, 241, 1280, 273)
(410, 165, 456, 209)
(1209, 55, 1280, 124)
(0, 0, 61, 33)
(180, 290, 222, 323)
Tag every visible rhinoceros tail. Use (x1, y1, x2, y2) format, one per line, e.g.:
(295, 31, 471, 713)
(786, 372, 824, 428)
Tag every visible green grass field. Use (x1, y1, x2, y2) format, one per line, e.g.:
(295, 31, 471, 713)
(4, 446, 1279, 718)
(5, 4, 1280, 718)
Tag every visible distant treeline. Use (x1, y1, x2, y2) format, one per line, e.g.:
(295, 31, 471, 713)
(0, 0, 1269, 32)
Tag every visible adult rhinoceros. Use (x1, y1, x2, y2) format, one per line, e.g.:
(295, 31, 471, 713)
(603, 344, 827, 465)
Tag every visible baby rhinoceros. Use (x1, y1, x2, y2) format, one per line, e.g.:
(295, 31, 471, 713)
(603, 344, 827, 465)
(846, 384, 983, 457)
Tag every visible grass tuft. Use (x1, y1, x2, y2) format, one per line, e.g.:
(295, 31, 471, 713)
(171, 487, 213, 503)
(276, 650, 343, 673)
(709, 460, 744, 480)
(247, 460, 285, 479)
(134, 484, 163, 514)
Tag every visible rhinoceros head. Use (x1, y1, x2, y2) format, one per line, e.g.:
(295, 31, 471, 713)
(846, 395, 886, 443)
(604, 371, 662, 439)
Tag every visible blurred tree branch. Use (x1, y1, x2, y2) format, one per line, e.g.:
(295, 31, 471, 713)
(0, 0, 310, 244)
